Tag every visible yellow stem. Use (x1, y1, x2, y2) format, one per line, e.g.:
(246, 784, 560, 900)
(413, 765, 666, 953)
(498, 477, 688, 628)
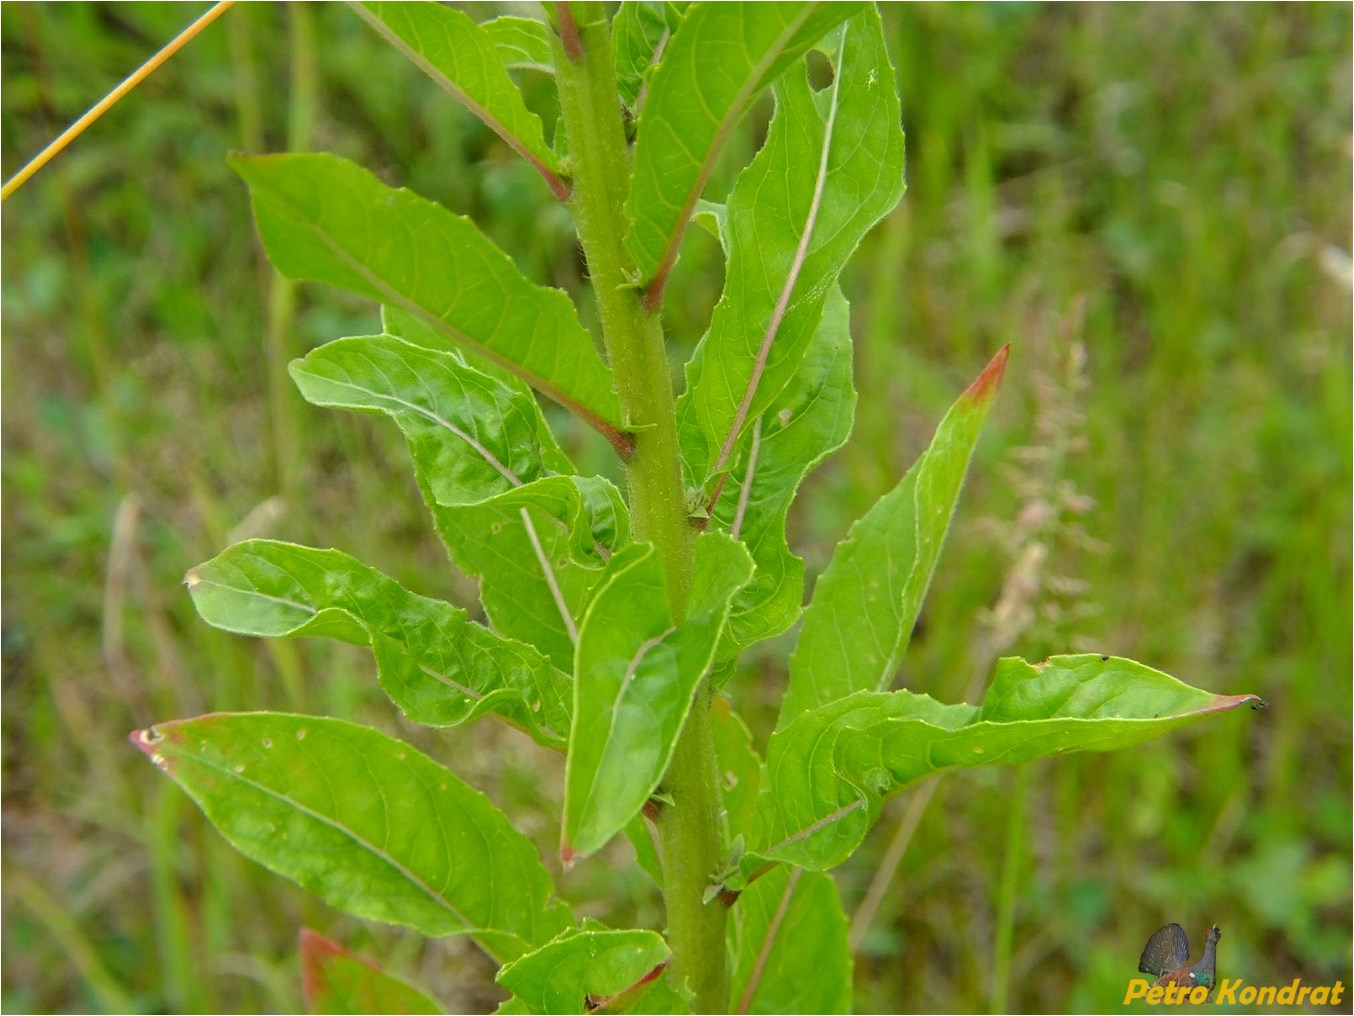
(2, 1, 236, 202)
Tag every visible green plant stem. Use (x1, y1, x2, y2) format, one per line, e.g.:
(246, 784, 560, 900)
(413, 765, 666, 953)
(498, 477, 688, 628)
(550, 5, 725, 1010)
(990, 763, 1031, 1014)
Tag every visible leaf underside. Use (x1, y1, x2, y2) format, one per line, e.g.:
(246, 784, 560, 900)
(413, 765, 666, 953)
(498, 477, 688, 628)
(290, 334, 628, 672)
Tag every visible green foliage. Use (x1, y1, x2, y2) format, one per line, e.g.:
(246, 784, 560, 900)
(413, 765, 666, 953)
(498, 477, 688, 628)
(679, 9, 903, 487)
(6, 2, 1339, 1014)
(624, 2, 865, 298)
(127, 3, 1261, 1010)
(353, 2, 564, 198)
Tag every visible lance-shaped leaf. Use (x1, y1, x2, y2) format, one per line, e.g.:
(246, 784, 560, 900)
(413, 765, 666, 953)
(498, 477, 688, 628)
(625, 2, 865, 306)
(743, 656, 1265, 880)
(728, 867, 850, 1015)
(612, 2, 687, 110)
(186, 541, 570, 749)
(482, 16, 554, 75)
(300, 928, 443, 1015)
(131, 713, 572, 961)
(778, 345, 1009, 728)
(354, 3, 567, 200)
(496, 927, 670, 1014)
(693, 288, 856, 660)
(682, 9, 904, 486)
(232, 153, 629, 451)
(562, 533, 754, 860)
(290, 336, 627, 670)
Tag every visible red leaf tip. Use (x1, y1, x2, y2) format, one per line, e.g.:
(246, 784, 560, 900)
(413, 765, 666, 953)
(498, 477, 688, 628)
(299, 927, 346, 1009)
(963, 344, 1011, 405)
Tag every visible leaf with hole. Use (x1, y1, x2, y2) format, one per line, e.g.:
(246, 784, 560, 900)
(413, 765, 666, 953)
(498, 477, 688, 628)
(625, 1, 866, 304)
(680, 8, 903, 488)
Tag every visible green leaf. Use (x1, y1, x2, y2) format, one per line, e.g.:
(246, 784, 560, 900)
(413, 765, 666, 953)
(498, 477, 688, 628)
(292, 335, 574, 503)
(354, 3, 566, 199)
(745, 656, 1265, 879)
(496, 927, 669, 1014)
(562, 533, 754, 860)
(710, 697, 761, 842)
(681, 9, 904, 487)
(612, 2, 687, 110)
(778, 345, 1009, 727)
(300, 928, 443, 1015)
(623, 814, 664, 887)
(693, 288, 856, 659)
(186, 541, 570, 749)
(728, 867, 850, 1015)
(231, 153, 629, 450)
(290, 335, 627, 669)
(483, 16, 554, 74)
(440, 479, 623, 671)
(132, 714, 572, 961)
(379, 303, 526, 392)
(625, 1, 866, 304)
(612, 975, 691, 1014)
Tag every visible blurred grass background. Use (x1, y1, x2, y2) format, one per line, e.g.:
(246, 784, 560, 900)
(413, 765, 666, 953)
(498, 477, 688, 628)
(2, 3, 1349, 1012)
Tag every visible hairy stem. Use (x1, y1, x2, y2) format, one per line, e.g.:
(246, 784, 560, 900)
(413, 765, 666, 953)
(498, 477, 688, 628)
(551, 4, 726, 1010)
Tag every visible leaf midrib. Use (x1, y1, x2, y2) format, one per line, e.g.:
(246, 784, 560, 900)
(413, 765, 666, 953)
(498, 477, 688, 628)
(641, 2, 825, 305)
(170, 737, 501, 942)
